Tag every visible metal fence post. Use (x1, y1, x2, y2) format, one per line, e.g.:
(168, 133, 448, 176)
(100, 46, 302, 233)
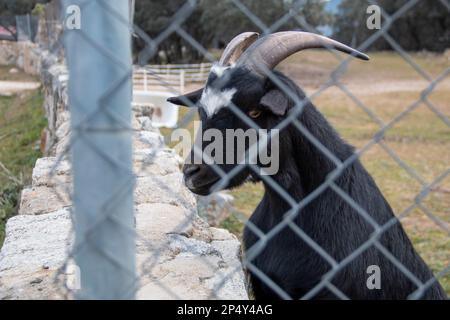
(180, 70, 185, 93)
(143, 68, 148, 91)
(62, 0, 136, 299)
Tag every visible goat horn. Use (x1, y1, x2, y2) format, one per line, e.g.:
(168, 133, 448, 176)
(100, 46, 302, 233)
(166, 87, 203, 106)
(167, 32, 259, 107)
(237, 31, 369, 76)
(219, 32, 259, 66)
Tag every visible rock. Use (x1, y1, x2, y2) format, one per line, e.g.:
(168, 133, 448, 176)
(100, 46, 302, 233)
(54, 134, 70, 156)
(32, 149, 183, 187)
(132, 113, 158, 132)
(137, 116, 154, 131)
(0, 39, 248, 300)
(32, 157, 71, 187)
(210, 238, 242, 270)
(0, 209, 77, 299)
(209, 227, 236, 241)
(134, 172, 196, 209)
(135, 203, 196, 241)
(0, 208, 71, 275)
(136, 234, 245, 300)
(136, 228, 247, 300)
(133, 104, 154, 117)
(133, 148, 182, 177)
(133, 131, 164, 150)
(1, 203, 247, 300)
(4, 191, 247, 299)
(18, 185, 71, 215)
(137, 255, 220, 299)
(55, 120, 70, 142)
(0, 41, 18, 65)
(197, 191, 235, 226)
(9, 68, 19, 74)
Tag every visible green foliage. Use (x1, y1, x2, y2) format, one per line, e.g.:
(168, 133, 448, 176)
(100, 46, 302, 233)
(0, 183, 22, 245)
(332, 0, 450, 52)
(0, 88, 46, 245)
(219, 213, 244, 238)
(0, 0, 50, 16)
(133, 0, 331, 63)
(31, 3, 46, 17)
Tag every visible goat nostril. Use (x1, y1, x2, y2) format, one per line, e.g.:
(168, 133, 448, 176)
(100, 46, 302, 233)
(184, 165, 201, 177)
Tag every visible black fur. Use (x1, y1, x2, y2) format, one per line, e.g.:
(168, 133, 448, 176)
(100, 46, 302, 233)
(243, 72, 447, 300)
(173, 68, 447, 300)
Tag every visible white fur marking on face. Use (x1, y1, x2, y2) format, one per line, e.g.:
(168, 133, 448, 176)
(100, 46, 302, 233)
(210, 64, 229, 77)
(200, 87, 237, 118)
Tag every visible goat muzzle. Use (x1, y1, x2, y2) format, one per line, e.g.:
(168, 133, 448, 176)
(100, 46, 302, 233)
(182, 163, 220, 195)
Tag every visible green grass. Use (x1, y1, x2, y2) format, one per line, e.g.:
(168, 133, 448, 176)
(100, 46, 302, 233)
(0, 88, 46, 245)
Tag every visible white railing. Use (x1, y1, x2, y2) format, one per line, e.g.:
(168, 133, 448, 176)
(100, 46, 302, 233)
(133, 62, 212, 92)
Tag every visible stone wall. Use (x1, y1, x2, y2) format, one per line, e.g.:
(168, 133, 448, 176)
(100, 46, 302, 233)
(0, 40, 42, 75)
(0, 41, 248, 299)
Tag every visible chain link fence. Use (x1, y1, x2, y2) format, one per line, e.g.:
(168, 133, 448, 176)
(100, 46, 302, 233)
(0, 15, 37, 42)
(25, 0, 450, 299)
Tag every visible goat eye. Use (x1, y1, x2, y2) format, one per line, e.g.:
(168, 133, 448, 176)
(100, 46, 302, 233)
(248, 109, 262, 118)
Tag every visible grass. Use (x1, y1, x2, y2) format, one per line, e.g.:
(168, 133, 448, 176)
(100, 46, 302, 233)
(0, 65, 38, 82)
(164, 51, 450, 295)
(0, 70, 46, 245)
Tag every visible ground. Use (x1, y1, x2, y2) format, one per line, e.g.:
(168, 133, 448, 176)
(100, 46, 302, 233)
(0, 65, 46, 245)
(167, 50, 450, 295)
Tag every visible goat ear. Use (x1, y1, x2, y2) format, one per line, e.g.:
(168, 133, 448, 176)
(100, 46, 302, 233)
(260, 89, 289, 116)
(167, 88, 203, 107)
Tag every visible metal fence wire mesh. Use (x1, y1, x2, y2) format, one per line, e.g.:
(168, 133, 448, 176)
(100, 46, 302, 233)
(41, 0, 450, 299)
(15, 15, 39, 41)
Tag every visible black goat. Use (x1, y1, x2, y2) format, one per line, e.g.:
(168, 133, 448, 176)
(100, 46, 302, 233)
(168, 32, 447, 300)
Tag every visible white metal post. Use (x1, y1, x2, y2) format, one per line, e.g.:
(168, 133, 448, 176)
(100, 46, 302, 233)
(62, 0, 136, 299)
(180, 69, 185, 93)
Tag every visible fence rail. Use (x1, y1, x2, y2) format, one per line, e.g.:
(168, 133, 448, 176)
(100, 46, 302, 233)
(133, 62, 211, 92)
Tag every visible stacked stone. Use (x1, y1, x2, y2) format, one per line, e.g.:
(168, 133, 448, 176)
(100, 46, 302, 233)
(0, 51, 247, 299)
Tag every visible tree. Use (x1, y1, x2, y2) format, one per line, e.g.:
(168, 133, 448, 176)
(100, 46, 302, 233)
(133, 0, 203, 63)
(133, 0, 331, 63)
(0, 0, 50, 15)
(333, 0, 450, 52)
(0, 0, 51, 40)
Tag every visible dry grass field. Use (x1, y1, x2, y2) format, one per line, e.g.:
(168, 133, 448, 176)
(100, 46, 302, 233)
(229, 51, 450, 294)
(167, 50, 450, 294)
